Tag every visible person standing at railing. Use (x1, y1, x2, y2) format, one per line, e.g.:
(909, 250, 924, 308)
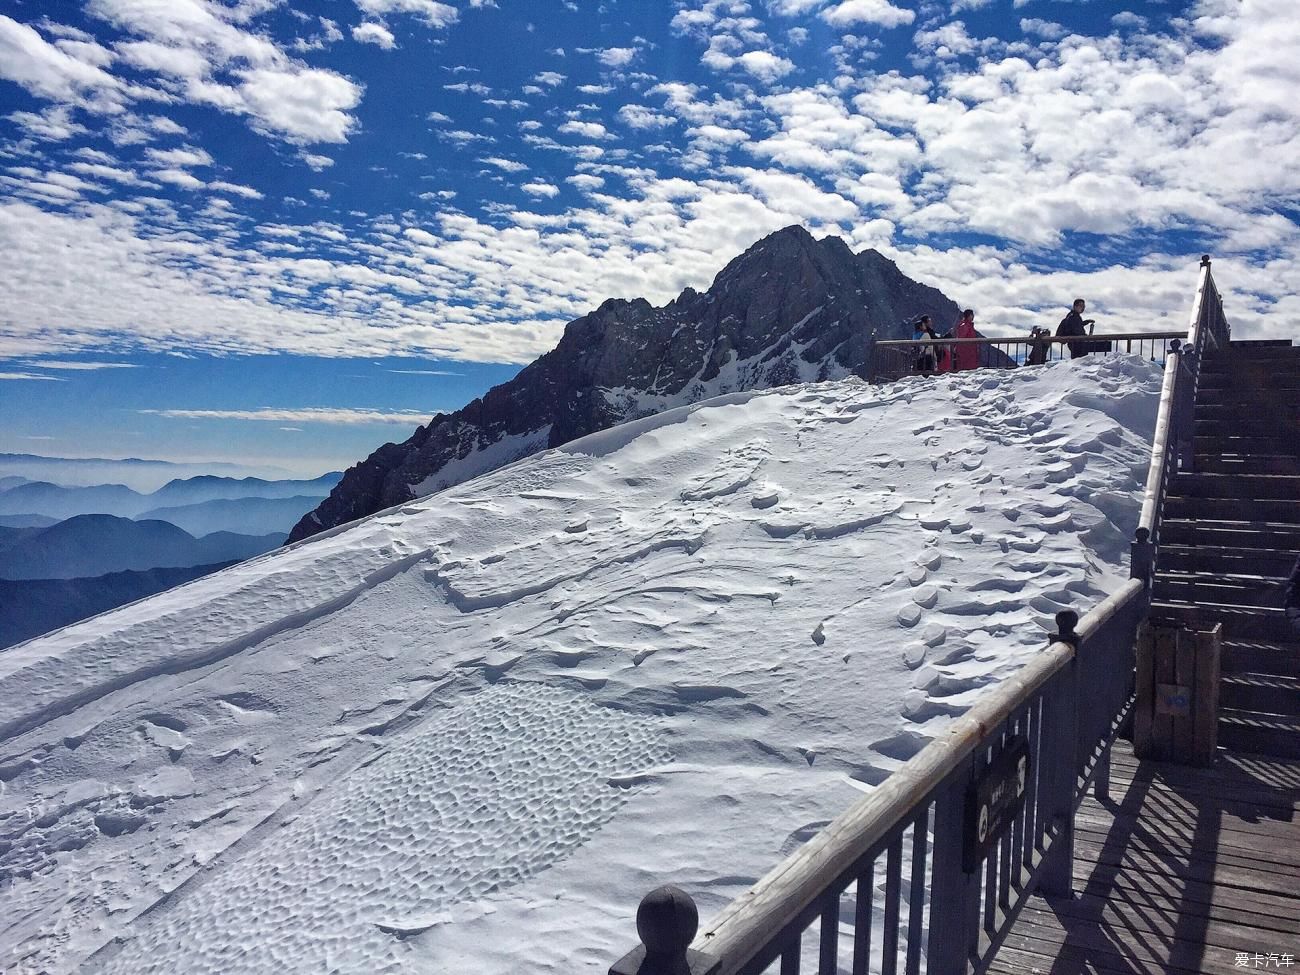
(950, 309, 979, 371)
(1027, 326, 1051, 365)
(912, 315, 939, 374)
(1057, 298, 1094, 359)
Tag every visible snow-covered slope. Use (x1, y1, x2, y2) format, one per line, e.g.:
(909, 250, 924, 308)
(0, 356, 1161, 974)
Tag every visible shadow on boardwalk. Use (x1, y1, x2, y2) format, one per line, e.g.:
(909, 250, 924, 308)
(994, 740, 1300, 975)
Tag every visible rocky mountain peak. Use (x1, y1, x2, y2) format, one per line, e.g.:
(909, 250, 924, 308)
(287, 226, 962, 544)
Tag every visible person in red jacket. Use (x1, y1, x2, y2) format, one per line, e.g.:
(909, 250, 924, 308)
(951, 309, 979, 372)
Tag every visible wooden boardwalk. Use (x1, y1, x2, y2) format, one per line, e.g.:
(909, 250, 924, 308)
(993, 741, 1300, 975)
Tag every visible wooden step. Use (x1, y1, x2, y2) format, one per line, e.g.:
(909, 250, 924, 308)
(1171, 473, 1300, 501)
(1222, 640, 1300, 677)
(1150, 602, 1297, 643)
(1196, 386, 1300, 407)
(1159, 519, 1300, 550)
(1220, 673, 1300, 716)
(1198, 371, 1300, 389)
(1163, 496, 1300, 523)
(1195, 418, 1300, 440)
(1195, 404, 1300, 424)
(1218, 710, 1300, 759)
(1194, 435, 1300, 459)
(1157, 544, 1299, 577)
(1152, 573, 1285, 608)
(1201, 348, 1300, 365)
(1193, 454, 1300, 476)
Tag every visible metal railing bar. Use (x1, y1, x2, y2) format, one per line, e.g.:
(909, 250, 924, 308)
(780, 943, 799, 975)
(851, 866, 873, 975)
(904, 806, 929, 975)
(874, 330, 1188, 347)
(818, 894, 839, 975)
(982, 837, 998, 935)
(694, 639, 1077, 971)
(881, 836, 903, 975)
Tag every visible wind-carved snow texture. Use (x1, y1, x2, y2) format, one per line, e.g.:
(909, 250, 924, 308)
(95, 683, 668, 974)
(0, 355, 1161, 974)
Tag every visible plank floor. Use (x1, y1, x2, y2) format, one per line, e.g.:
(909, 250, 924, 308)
(992, 741, 1300, 975)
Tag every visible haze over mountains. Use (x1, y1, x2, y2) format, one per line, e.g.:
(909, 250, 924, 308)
(0, 468, 342, 648)
(0, 474, 341, 521)
(292, 226, 965, 543)
(0, 455, 298, 493)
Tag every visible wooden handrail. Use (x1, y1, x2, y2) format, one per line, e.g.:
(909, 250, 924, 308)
(875, 330, 1187, 347)
(695, 644, 1074, 968)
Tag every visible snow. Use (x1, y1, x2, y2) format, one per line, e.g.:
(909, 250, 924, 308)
(0, 355, 1162, 974)
(411, 425, 553, 496)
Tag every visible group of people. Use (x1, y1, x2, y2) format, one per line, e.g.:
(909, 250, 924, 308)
(909, 299, 1103, 375)
(910, 309, 980, 374)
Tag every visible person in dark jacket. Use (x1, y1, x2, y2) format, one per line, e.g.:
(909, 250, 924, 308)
(1287, 554, 1300, 637)
(1027, 325, 1051, 366)
(912, 316, 939, 374)
(1056, 298, 1095, 359)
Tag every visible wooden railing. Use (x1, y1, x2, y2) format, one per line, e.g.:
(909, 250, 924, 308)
(869, 331, 1187, 384)
(607, 258, 1229, 975)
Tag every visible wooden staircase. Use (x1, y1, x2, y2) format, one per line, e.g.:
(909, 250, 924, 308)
(1150, 340, 1300, 759)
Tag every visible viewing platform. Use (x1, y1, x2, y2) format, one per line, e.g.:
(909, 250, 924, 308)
(607, 259, 1300, 975)
(996, 741, 1300, 975)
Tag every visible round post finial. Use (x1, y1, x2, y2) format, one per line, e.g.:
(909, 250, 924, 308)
(1135, 527, 1150, 543)
(1201, 254, 1211, 266)
(1052, 610, 1080, 648)
(637, 886, 699, 970)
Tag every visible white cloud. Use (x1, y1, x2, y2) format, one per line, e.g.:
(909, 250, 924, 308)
(237, 67, 362, 144)
(566, 174, 605, 190)
(520, 181, 560, 197)
(144, 145, 213, 168)
(352, 22, 396, 49)
(736, 50, 796, 82)
(597, 47, 636, 67)
(140, 407, 435, 425)
(210, 180, 263, 199)
(533, 70, 566, 87)
(480, 156, 529, 172)
(820, 0, 915, 28)
(152, 168, 205, 189)
(7, 105, 88, 141)
(353, 0, 458, 28)
(558, 119, 612, 140)
(0, 371, 67, 381)
(18, 359, 138, 369)
(0, 15, 130, 112)
(618, 104, 675, 129)
(300, 152, 334, 170)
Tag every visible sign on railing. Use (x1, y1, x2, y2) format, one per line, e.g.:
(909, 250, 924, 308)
(606, 257, 1228, 975)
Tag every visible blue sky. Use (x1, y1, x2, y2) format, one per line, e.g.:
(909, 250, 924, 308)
(0, 0, 1296, 476)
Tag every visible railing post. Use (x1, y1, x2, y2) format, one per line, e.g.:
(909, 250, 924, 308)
(610, 887, 720, 975)
(926, 763, 980, 975)
(1040, 610, 1079, 901)
(1130, 527, 1154, 586)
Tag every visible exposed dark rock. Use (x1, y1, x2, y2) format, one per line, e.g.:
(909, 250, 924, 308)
(288, 226, 965, 544)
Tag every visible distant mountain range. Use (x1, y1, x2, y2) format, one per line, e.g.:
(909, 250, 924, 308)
(0, 561, 238, 649)
(0, 514, 284, 580)
(135, 495, 330, 537)
(0, 453, 296, 492)
(0, 469, 341, 644)
(0, 473, 341, 521)
(290, 225, 965, 543)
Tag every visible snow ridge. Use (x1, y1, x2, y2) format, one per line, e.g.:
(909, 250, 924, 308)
(0, 355, 1161, 974)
